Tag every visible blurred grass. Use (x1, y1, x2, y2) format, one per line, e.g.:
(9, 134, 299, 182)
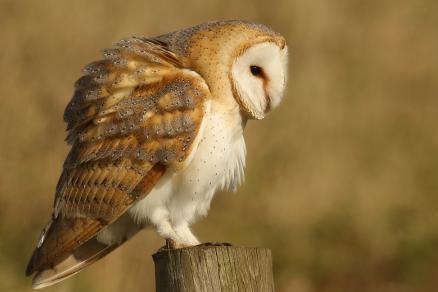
(1, 0, 437, 291)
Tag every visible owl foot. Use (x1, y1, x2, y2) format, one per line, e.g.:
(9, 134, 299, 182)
(197, 242, 233, 247)
(158, 238, 195, 251)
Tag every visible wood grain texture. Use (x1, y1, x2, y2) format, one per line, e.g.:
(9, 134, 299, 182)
(153, 246, 275, 292)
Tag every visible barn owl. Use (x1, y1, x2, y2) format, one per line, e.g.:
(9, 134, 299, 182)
(25, 20, 288, 289)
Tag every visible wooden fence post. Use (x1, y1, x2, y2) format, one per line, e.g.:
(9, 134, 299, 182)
(153, 246, 275, 292)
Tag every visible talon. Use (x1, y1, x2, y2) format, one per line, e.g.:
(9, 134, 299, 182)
(159, 238, 194, 250)
(198, 242, 232, 247)
(166, 238, 177, 249)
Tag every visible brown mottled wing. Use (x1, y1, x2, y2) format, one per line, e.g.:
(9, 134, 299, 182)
(26, 37, 210, 275)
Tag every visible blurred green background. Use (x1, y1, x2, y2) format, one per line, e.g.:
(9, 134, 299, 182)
(1, 0, 437, 291)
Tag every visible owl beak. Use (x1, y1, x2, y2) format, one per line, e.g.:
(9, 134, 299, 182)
(264, 94, 272, 114)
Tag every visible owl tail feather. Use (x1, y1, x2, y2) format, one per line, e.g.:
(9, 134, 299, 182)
(30, 234, 133, 289)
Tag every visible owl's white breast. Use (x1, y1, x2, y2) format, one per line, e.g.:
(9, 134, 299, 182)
(129, 98, 246, 228)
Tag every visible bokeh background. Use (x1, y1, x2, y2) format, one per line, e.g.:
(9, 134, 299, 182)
(1, 0, 437, 291)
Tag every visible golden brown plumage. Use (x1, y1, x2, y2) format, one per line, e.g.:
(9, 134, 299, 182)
(26, 36, 210, 282)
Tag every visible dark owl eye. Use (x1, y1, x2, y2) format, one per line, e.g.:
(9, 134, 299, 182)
(250, 65, 263, 77)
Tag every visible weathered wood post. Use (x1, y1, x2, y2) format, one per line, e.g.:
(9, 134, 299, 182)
(153, 246, 275, 292)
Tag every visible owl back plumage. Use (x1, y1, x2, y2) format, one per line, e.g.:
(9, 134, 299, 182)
(26, 36, 211, 288)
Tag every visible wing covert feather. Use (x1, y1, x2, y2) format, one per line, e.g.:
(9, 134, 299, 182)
(26, 37, 211, 275)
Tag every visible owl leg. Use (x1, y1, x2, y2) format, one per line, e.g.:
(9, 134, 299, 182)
(160, 225, 198, 250)
(173, 223, 200, 246)
(149, 207, 183, 246)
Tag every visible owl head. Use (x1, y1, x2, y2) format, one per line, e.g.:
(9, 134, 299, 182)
(160, 20, 288, 120)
